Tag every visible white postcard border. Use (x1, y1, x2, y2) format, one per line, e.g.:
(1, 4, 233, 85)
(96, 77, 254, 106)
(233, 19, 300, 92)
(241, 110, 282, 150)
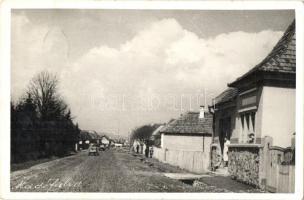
(0, 1, 303, 200)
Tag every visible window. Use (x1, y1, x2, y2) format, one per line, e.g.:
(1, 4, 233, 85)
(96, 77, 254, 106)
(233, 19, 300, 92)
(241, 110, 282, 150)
(241, 115, 244, 130)
(240, 112, 256, 143)
(251, 112, 255, 131)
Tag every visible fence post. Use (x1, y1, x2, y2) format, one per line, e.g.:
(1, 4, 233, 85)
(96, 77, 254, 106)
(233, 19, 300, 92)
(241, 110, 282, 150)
(259, 136, 273, 189)
(289, 165, 295, 192)
(276, 163, 281, 192)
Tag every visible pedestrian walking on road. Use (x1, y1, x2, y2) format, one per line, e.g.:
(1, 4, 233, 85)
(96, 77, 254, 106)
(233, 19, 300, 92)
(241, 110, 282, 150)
(136, 144, 139, 153)
(145, 145, 149, 157)
(149, 146, 153, 158)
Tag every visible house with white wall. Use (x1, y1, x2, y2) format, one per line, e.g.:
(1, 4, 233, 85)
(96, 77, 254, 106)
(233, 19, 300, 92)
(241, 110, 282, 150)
(210, 20, 295, 189)
(153, 107, 213, 173)
(227, 20, 295, 148)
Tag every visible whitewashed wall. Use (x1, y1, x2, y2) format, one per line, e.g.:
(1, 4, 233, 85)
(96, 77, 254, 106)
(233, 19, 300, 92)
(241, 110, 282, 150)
(260, 86, 295, 148)
(153, 135, 212, 173)
(162, 134, 211, 152)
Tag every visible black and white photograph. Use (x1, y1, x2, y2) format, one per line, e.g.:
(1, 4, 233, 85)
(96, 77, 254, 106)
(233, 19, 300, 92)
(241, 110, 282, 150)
(0, 1, 303, 199)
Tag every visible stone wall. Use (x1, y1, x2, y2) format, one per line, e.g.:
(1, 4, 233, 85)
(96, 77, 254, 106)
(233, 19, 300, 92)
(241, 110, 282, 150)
(228, 145, 261, 186)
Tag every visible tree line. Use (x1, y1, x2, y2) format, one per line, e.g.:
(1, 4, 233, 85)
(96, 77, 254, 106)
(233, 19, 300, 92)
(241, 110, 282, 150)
(129, 124, 160, 147)
(11, 71, 80, 163)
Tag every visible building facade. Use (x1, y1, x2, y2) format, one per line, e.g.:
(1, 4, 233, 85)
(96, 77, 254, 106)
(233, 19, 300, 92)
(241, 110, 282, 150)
(210, 20, 296, 190)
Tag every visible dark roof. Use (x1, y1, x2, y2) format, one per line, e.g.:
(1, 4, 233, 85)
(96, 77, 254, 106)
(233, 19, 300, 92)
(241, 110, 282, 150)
(160, 111, 213, 135)
(229, 20, 295, 87)
(214, 87, 238, 106)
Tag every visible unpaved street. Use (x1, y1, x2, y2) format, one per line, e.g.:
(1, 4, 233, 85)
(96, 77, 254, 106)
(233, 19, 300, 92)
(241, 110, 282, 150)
(11, 148, 202, 192)
(11, 148, 263, 192)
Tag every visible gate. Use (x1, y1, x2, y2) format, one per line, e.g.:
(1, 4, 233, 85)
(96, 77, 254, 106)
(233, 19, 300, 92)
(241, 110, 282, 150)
(265, 149, 281, 192)
(265, 147, 295, 193)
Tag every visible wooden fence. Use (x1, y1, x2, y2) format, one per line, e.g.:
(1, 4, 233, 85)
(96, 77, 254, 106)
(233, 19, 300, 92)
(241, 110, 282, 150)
(153, 147, 165, 161)
(277, 165, 295, 192)
(153, 147, 209, 173)
(265, 146, 295, 193)
(266, 163, 295, 193)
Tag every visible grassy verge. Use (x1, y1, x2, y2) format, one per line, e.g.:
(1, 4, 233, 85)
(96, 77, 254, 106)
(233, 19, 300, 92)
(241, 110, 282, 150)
(11, 152, 77, 172)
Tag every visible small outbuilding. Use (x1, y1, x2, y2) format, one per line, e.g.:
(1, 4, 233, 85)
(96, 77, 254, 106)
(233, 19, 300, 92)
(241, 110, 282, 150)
(153, 107, 213, 173)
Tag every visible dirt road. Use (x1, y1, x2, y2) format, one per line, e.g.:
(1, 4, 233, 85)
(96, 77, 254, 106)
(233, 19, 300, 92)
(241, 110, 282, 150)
(11, 148, 202, 192)
(11, 148, 263, 192)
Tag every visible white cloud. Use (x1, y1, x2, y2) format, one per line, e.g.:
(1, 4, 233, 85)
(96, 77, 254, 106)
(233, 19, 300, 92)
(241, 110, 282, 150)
(11, 16, 283, 133)
(11, 14, 70, 100)
(67, 18, 283, 97)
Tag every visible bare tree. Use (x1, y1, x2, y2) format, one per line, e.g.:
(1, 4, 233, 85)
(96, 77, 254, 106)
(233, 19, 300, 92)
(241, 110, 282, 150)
(27, 71, 67, 121)
(130, 124, 159, 145)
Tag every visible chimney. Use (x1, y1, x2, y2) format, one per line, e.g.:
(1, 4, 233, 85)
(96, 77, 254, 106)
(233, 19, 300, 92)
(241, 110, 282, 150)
(199, 105, 205, 119)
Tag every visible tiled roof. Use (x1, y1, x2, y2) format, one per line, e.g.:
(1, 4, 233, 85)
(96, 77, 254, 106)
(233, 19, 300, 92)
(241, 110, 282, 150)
(229, 20, 295, 87)
(214, 87, 238, 106)
(160, 111, 213, 135)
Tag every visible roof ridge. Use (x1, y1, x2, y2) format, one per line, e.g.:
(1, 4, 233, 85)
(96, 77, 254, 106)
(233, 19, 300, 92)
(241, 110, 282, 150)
(228, 19, 295, 87)
(259, 20, 295, 67)
(160, 110, 213, 135)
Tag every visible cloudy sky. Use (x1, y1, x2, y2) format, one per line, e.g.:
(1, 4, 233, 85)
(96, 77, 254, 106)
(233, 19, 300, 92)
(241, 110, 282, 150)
(11, 9, 294, 137)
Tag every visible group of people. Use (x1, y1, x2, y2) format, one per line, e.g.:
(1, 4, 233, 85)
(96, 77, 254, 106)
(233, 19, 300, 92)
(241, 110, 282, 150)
(134, 143, 153, 158)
